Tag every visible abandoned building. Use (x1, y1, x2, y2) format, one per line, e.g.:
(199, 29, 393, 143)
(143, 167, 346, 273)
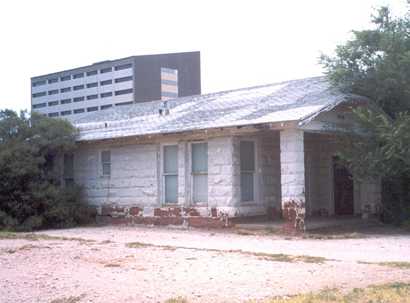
(63, 76, 381, 230)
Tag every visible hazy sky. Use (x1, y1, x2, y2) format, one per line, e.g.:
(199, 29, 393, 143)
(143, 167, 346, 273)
(0, 0, 407, 112)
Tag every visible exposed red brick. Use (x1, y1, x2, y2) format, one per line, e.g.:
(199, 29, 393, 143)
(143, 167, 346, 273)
(183, 207, 200, 217)
(129, 207, 142, 216)
(281, 200, 306, 233)
(154, 207, 182, 217)
(211, 208, 217, 218)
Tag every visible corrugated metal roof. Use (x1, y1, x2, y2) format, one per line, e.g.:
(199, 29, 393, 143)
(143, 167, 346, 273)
(74, 77, 365, 142)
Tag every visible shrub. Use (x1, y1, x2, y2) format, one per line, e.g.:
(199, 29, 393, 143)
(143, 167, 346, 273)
(0, 110, 95, 231)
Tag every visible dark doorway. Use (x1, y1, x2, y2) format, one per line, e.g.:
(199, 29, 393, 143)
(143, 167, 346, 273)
(333, 157, 354, 215)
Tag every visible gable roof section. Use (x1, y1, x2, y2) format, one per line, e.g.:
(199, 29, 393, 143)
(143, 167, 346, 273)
(74, 77, 368, 142)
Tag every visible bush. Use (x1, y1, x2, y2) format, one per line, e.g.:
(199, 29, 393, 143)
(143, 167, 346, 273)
(0, 110, 95, 231)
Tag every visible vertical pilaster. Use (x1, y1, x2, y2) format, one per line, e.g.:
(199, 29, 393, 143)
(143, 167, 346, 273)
(280, 129, 306, 231)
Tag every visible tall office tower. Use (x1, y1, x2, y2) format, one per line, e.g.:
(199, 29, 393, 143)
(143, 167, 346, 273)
(31, 51, 201, 120)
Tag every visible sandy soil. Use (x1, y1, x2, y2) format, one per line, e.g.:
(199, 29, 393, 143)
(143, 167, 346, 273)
(1, 226, 410, 303)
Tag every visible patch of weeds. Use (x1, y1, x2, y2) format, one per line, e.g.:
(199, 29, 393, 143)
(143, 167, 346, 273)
(164, 297, 189, 303)
(126, 242, 153, 249)
(49, 294, 85, 303)
(99, 240, 113, 244)
(0, 231, 94, 243)
(376, 261, 410, 269)
(104, 263, 121, 268)
(358, 260, 410, 269)
(126, 242, 328, 263)
(302, 232, 363, 240)
(248, 252, 326, 263)
(2, 244, 50, 254)
(262, 282, 410, 303)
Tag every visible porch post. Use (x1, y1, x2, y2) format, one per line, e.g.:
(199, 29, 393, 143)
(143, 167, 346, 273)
(280, 129, 306, 232)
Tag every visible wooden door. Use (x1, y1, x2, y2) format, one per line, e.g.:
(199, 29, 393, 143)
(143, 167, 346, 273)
(333, 158, 354, 215)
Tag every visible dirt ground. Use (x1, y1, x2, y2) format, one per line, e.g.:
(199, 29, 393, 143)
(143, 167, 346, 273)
(1, 225, 410, 303)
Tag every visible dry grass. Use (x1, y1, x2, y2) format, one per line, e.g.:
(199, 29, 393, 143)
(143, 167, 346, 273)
(126, 242, 327, 264)
(0, 231, 94, 243)
(376, 262, 410, 269)
(2, 244, 50, 254)
(49, 295, 85, 303)
(164, 297, 189, 303)
(261, 283, 410, 303)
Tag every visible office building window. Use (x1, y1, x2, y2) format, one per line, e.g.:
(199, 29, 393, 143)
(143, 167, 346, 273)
(73, 73, 84, 79)
(101, 150, 111, 176)
(74, 108, 85, 114)
(61, 98, 72, 104)
(86, 82, 98, 88)
(60, 110, 72, 116)
(114, 63, 132, 71)
(115, 101, 133, 106)
(73, 84, 84, 91)
(63, 153, 74, 186)
(191, 142, 208, 203)
(115, 88, 133, 96)
(163, 145, 178, 204)
(100, 92, 112, 98)
(32, 92, 46, 98)
(115, 76, 133, 83)
(87, 106, 98, 112)
(101, 104, 112, 110)
(240, 141, 256, 202)
(86, 70, 98, 76)
(100, 67, 112, 74)
(87, 94, 98, 100)
(60, 75, 71, 81)
(48, 89, 58, 95)
(48, 112, 59, 117)
(60, 87, 71, 93)
(100, 79, 112, 86)
(32, 103, 47, 109)
(73, 96, 85, 102)
(48, 100, 59, 106)
(48, 78, 58, 84)
(32, 80, 46, 87)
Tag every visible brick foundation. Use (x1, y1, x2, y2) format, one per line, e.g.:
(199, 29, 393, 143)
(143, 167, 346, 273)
(96, 205, 233, 228)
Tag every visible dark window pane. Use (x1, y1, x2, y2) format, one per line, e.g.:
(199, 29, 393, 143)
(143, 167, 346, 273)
(240, 141, 255, 171)
(100, 79, 112, 86)
(73, 73, 84, 79)
(114, 63, 132, 71)
(100, 67, 112, 73)
(115, 88, 133, 96)
(240, 173, 254, 201)
(86, 82, 98, 88)
(115, 76, 132, 83)
(73, 85, 84, 91)
(164, 145, 178, 174)
(74, 96, 84, 102)
(60, 75, 71, 81)
(86, 70, 97, 76)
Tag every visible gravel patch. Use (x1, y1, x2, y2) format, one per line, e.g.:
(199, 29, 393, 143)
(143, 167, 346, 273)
(0, 226, 409, 303)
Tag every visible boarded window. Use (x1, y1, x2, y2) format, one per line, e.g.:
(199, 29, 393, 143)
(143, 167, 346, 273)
(63, 153, 74, 186)
(163, 145, 178, 203)
(101, 150, 111, 176)
(192, 142, 208, 203)
(240, 141, 255, 202)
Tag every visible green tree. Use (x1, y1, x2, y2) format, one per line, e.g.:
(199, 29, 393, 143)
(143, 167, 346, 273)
(320, 6, 410, 223)
(0, 110, 94, 231)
